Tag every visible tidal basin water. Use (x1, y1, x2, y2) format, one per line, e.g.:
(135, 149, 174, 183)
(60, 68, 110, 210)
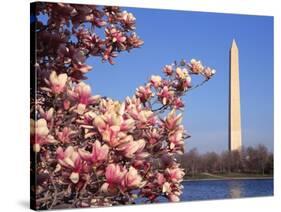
(136, 179, 273, 204)
(180, 179, 273, 201)
(136, 178, 273, 204)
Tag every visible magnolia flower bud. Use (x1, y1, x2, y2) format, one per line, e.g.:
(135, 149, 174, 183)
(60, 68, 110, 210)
(69, 172, 79, 184)
(100, 182, 109, 193)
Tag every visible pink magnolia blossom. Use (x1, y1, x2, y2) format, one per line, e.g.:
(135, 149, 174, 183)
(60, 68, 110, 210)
(164, 110, 183, 130)
(156, 172, 166, 185)
(158, 86, 174, 105)
(76, 28, 102, 49)
(121, 11, 136, 22)
(165, 166, 185, 183)
(189, 59, 204, 74)
(150, 75, 162, 88)
(100, 125, 121, 147)
(105, 164, 127, 185)
(168, 126, 184, 149)
(172, 97, 184, 109)
(38, 107, 54, 122)
(30, 118, 55, 152)
(56, 127, 76, 143)
(146, 128, 161, 145)
(57, 146, 80, 169)
(175, 67, 189, 80)
(78, 140, 109, 164)
(30, 118, 49, 137)
(120, 11, 136, 30)
(138, 110, 156, 126)
(175, 67, 192, 91)
(56, 146, 83, 183)
(102, 46, 118, 64)
(127, 32, 144, 48)
(163, 65, 173, 75)
(135, 84, 153, 103)
(203, 67, 216, 79)
(80, 111, 97, 126)
(47, 71, 68, 94)
(93, 102, 124, 129)
(120, 118, 135, 131)
(176, 78, 191, 92)
(122, 166, 143, 188)
(117, 137, 146, 158)
(105, 27, 126, 48)
(93, 106, 137, 147)
(93, 115, 107, 132)
(125, 98, 143, 120)
(68, 82, 100, 114)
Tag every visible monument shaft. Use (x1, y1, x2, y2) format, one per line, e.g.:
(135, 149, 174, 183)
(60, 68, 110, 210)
(229, 40, 242, 151)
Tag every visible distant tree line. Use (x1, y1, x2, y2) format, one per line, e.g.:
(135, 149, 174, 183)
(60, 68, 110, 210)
(178, 145, 273, 177)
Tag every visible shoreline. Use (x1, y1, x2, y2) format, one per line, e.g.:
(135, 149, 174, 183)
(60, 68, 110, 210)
(183, 176, 273, 182)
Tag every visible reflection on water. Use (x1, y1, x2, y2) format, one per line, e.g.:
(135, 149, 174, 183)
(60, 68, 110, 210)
(179, 179, 273, 202)
(136, 179, 273, 204)
(229, 181, 242, 198)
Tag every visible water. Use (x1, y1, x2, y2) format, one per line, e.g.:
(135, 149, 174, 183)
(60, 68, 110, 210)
(180, 179, 273, 201)
(135, 179, 273, 204)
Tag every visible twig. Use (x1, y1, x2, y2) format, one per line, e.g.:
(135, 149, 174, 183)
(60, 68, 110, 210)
(188, 79, 209, 91)
(36, 191, 64, 203)
(49, 175, 58, 209)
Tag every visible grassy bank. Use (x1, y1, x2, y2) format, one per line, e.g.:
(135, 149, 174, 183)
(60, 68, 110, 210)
(184, 172, 273, 181)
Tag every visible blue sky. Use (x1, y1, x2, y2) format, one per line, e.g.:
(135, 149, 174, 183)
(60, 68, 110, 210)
(85, 8, 273, 153)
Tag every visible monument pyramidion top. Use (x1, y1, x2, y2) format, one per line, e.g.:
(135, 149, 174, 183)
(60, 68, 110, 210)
(231, 39, 238, 50)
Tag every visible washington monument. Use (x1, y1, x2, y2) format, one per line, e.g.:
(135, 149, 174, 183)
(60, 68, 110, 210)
(229, 39, 242, 151)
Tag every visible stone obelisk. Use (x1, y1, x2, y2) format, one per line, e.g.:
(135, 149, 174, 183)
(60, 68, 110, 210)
(229, 39, 242, 151)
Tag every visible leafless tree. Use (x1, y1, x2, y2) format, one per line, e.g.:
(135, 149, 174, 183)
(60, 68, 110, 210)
(179, 145, 273, 177)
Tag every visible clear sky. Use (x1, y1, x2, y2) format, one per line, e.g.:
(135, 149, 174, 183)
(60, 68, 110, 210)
(37, 6, 273, 153)
(85, 7, 273, 153)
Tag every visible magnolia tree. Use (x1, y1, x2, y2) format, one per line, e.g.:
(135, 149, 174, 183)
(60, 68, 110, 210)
(30, 2, 215, 209)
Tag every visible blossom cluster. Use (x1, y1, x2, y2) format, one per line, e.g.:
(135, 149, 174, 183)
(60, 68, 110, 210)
(34, 2, 143, 83)
(31, 2, 215, 210)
